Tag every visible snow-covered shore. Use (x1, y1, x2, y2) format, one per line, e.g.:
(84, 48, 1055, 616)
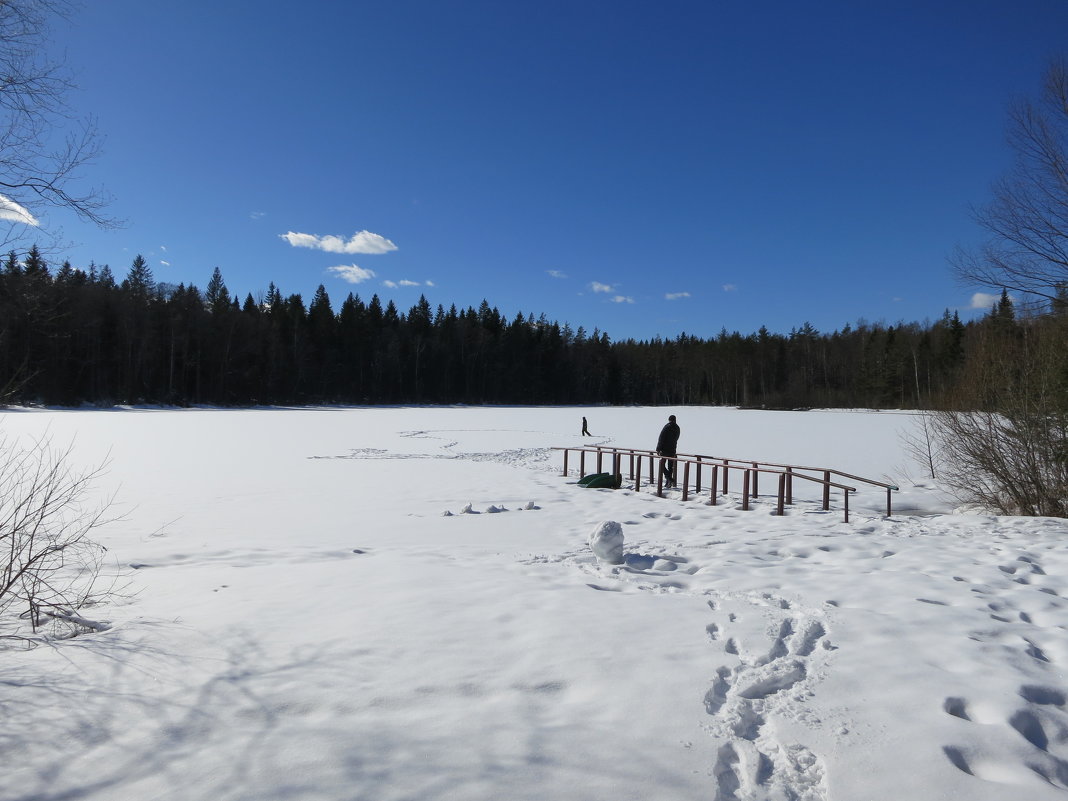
(2, 406, 1066, 800)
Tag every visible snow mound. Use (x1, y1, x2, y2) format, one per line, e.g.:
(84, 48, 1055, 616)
(588, 520, 625, 564)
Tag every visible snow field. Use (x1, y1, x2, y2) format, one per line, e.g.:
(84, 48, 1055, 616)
(1, 405, 1067, 801)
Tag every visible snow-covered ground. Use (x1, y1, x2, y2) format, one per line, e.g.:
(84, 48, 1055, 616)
(2, 405, 1067, 801)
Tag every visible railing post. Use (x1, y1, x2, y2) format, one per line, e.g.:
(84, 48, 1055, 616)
(558, 444, 888, 526)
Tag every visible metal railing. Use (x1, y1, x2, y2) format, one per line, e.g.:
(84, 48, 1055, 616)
(552, 445, 899, 523)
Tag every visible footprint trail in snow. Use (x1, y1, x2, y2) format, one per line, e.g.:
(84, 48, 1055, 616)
(704, 595, 832, 801)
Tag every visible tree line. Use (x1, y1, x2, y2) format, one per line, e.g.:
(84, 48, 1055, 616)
(2, 246, 1051, 410)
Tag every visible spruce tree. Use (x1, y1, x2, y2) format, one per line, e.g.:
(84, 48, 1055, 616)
(205, 267, 231, 315)
(123, 254, 154, 299)
(3, 250, 20, 277)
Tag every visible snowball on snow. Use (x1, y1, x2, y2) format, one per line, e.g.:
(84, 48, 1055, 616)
(588, 521, 624, 564)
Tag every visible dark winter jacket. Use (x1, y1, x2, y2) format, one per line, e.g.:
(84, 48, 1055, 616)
(656, 421, 681, 456)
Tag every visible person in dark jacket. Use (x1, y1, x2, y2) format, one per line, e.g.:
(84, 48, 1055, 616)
(656, 414, 681, 487)
(582, 416, 592, 436)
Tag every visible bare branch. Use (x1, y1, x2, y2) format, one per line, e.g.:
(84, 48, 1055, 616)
(0, 0, 119, 252)
(0, 430, 120, 642)
(954, 57, 1068, 304)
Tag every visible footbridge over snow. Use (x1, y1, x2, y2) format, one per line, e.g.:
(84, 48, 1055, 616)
(551, 445, 898, 523)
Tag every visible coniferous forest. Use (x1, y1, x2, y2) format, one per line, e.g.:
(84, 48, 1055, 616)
(1, 246, 1062, 410)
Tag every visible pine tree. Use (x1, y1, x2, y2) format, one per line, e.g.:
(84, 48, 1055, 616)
(205, 267, 231, 315)
(97, 265, 116, 288)
(367, 294, 383, 327)
(993, 288, 1016, 329)
(265, 281, 281, 311)
(123, 254, 154, 300)
(1052, 283, 1068, 316)
(3, 250, 20, 277)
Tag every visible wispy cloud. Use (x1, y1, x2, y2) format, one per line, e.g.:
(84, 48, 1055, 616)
(281, 230, 398, 255)
(590, 281, 615, 294)
(0, 195, 38, 226)
(160, 260, 171, 267)
(327, 264, 376, 284)
(250, 211, 266, 221)
(547, 269, 567, 279)
(611, 295, 635, 304)
(970, 291, 1001, 309)
(383, 278, 428, 289)
(665, 292, 690, 301)
(722, 284, 737, 292)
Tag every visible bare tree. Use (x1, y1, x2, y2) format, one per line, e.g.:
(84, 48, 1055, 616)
(901, 410, 941, 480)
(0, 0, 116, 250)
(927, 317, 1068, 517)
(0, 432, 116, 642)
(953, 57, 1068, 305)
(939, 58, 1068, 518)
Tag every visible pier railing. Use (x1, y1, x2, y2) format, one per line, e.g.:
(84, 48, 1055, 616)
(551, 445, 899, 523)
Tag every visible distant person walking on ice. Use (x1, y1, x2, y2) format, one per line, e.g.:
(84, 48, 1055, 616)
(656, 414, 681, 488)
(582, 416, 592, 436)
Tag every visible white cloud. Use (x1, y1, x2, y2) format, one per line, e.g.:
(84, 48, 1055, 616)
(971, 291, 1004, 309)
(249, 211, 266, 220)
(161, 245, 167, 251)
(665, 292, 691, 301)
(160, 260, 171, 267)
(327, 264, 376, 284)
(281, 230, 398, 255)
(0, 195, 39, 226)
(548, 270, 567, 279)
(590, 281, 615, 294)
(399, 279, 421, 287)
(722, 284, 737, 292)
(425, 280, 435, 287)
(611, 295, 635, 304)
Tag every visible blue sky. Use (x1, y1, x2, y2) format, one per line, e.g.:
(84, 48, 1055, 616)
(34, 0, 1068, 340)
